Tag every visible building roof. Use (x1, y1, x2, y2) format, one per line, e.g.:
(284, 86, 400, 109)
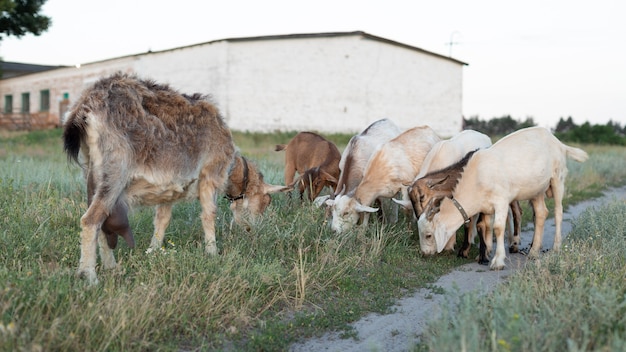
(1, 61, 64, 79)
(81, 31, 471, 67)
(3, 31, 468, 72)
(222, 31, 468, 66)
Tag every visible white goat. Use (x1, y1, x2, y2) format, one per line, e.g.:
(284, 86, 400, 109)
(394, 129, 493, 253)
(326, 125, 441, 233)
(334, 118, 403, 195)
(415, 130, 493, 180)
(417, 126, 588, 270)
(315, 118, 402, 221)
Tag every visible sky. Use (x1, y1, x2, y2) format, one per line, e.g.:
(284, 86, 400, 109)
(1, 0, 624, 128)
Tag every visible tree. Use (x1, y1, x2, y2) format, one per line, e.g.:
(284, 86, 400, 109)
(555, 121, 626, 145)
(607, 119, 625, 136)
(554, 116, 577, 133)
(0, 0, 51, 40)
(463, 115, 536, 136)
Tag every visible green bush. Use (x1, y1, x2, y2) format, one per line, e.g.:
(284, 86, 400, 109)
(555, 122, 626, 146)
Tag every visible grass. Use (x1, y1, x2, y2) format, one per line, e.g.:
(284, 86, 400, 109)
(418, 201, 626, 351)
(1, 128, 625, 351)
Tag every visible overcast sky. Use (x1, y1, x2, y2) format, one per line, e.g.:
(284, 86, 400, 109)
(1, 0, 624, 128)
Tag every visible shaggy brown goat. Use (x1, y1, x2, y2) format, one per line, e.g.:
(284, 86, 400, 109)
(63, 73, 280, 284)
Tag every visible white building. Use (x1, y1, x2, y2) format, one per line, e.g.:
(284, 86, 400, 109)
(0, 31, 467, 136)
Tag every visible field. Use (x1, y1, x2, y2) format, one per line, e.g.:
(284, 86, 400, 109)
(418, 200, 626, 352)
(1, 128, 625, 351)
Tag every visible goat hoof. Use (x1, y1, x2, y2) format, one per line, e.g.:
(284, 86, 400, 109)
(205, 243, 218, 255)
(489, 258, 506, 271)
(76, 269, 99, 285)
(526, 250, 541, 260)
(509, 246, 519, 254)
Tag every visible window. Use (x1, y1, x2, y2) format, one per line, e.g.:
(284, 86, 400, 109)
(40, 89, 50, 111)
(21, 93, 30, 114)
(4, 95, 12, 113)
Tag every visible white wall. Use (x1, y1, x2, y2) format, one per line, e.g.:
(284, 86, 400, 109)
(0, 33, 464, 136)
(217, 35, 463, 136)
(133, 42, 230, 111)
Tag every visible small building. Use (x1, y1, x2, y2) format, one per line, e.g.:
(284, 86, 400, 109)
(0, 31, 467, 136)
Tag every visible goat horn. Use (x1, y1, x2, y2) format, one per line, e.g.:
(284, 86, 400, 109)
(392, 198, 412, 210)
(336, 184, 346, 197)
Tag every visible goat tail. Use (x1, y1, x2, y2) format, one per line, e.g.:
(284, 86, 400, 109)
(565, 145, 589, 163)
(62, 113, 86, 165)
(275, 144, 287, 152)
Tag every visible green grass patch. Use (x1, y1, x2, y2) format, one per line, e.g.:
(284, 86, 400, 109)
(418, 201, 626, 351)
(0, 129, 625, 351)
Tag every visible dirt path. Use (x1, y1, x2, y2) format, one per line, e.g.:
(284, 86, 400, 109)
(290, 185, 626, 352)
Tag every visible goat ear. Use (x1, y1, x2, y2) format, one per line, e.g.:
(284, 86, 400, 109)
(408, 185, 419, 199)
(427, 175, 449, 189)
(263, 184, 291, 194)
(314, 195, 330, 207)
(426, 197, 443, 221)
(355, 202, 379, 213)
(323, 198, 335, 207)
(320, 170, 338, 185)
(435, 231, 450, 253)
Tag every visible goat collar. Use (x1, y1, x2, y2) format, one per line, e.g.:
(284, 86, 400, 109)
(225, 156, 249, 202)
(450, 197, 471, 224)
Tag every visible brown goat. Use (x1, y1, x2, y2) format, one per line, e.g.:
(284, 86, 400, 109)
(275, 131, 341, 201)
(224, 153, 289, 229)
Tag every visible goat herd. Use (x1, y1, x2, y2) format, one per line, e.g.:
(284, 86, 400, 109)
(63, 73, 588, 285)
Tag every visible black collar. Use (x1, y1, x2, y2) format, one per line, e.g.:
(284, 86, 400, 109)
(225, 156, 249, 202)
(451, 198, 471, 224)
